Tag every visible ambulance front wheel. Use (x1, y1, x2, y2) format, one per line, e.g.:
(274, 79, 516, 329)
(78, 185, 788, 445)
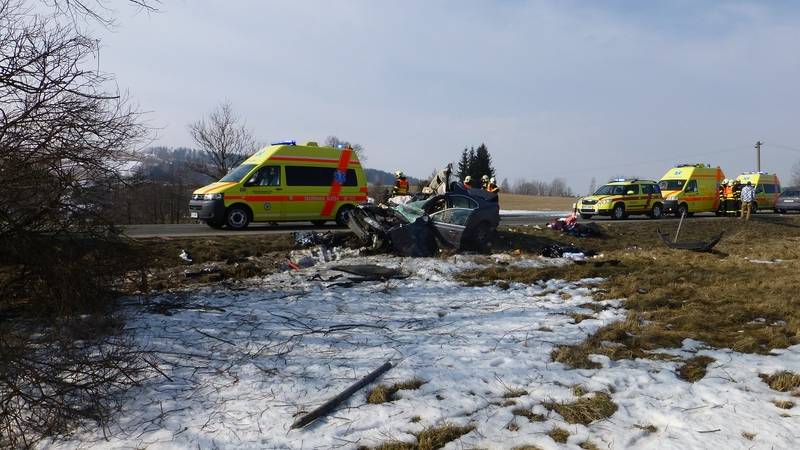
(675, 203, 690, 218)
(611, 204, 626, 220)
(226, 205, 251, 230)
(649, 203, 663, 219)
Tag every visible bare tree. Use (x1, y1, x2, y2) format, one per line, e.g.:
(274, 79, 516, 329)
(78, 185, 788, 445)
(588, 177, 597, 195)
(0, 1, 152, 446)
(325, 135, 367, 162)
(188, 102, 258, 179)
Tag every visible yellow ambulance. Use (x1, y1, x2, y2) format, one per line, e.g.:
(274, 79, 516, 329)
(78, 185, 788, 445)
(188, 141, 368, 229)
(735, 172, 781, 213)
(658, 163, 724, 217)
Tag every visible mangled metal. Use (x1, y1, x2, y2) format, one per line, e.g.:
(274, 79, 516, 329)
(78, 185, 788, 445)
(347, 166, 500, 256)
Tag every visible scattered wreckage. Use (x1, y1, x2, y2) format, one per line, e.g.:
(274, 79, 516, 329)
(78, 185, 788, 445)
(346, 167, 500, 256)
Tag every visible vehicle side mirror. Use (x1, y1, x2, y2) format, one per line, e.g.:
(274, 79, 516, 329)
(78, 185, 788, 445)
(626, 190, 635, 195)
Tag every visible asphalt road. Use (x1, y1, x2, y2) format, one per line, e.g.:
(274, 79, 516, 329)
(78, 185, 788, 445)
(123, 212, 769, 238)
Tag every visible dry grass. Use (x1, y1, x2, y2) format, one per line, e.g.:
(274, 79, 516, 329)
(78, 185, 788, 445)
(570, 313, 594, 324)
(579, 441, 601, 450)
(367, 379, 426, 404)
(547, 426, 570, 443)
(772, 399, 795, 409)
(636, 424, 658, 433)
(466, 217, 800, 366)
(503, 388, 528, 398)
(760, 371, 800, 392)
(511, 407, 545, 422)
(371, 423, 474, 450)
(677, 356, 715, 382)
(742, 431, 756, 440)
(544, 392, 618, 425)
(572, 385, 588, 396)
(498, 193, 575, 211)
(512, 446, 543, 450)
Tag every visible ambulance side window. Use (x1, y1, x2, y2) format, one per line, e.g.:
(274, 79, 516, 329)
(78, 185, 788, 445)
(285, 166, 358, 186)
(756, 184, 765, 194)
(642, 184, 656, 195)
(763, 184, 776, 194)
(685, 180, 698, 193)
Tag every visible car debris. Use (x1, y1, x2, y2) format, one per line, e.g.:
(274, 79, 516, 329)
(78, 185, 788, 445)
(347, 166, 500, 256)
(329, 264, 408, 281)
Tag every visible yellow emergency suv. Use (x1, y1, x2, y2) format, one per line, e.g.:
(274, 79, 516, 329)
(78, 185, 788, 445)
(658, 163, 724, 217)
(735, 172, 781, 213)
(188, 141, 368, 229)
(577, 179, 664, 220)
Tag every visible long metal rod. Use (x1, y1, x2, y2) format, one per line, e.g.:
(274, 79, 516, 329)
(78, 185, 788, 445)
(291, 361, 393, 429)
(674, 212, 686, 243)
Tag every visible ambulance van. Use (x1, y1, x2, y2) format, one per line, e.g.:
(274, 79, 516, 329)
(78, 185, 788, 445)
(735, 172, 781, 213)
(658, 163, 724, 217)
(188, 141, 368, 229)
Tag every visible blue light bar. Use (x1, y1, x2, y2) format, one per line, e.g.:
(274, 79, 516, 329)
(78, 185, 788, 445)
(271, 140, 296, 146)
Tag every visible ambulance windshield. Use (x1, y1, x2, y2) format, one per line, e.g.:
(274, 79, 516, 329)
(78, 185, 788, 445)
(220, 164, 257, 182)
(658, 179, 686, 191)
(594, 185, 627, 195)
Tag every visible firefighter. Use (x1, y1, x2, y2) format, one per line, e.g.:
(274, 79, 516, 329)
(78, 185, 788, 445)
(723, 179, 735, 215)
(463, 175, 473, 189)
(392, 170, 409, 196)
(481, 175, 490, 190)
(487, 177, 499, 193)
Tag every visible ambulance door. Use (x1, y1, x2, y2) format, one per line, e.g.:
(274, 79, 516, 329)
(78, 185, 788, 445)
(241, 165, 284, 221)
(683, 179, 700, 212)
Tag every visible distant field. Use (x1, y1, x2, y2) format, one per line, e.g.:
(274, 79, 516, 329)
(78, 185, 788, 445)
(498, 193, 576, 211)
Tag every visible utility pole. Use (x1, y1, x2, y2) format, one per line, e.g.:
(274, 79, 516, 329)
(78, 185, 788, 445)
(755, 141, 763, 172)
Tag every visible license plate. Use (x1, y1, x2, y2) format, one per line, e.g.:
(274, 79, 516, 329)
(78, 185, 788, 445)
(190, 212, 198, 218)
(785, 200, 795, 203)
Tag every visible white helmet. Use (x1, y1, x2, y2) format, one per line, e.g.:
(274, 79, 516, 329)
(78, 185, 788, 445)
(464, 175, 472, 183)
(490, 177, 496, 184)
(722, 178, 729, 185)
(481, 175, 489, 181)
(395, 170, 404, 178)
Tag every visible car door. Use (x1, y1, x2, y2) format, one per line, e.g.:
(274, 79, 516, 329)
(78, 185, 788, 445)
(242, 165, 284, 221)
(429, 208, 472, 247)
(624, 184, 643, 211)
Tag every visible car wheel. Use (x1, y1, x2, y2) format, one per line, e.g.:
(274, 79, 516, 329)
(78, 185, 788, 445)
(311, 220, 327, 226)
(580, 213, 593, 220)
(649, 203, 663, 219)
(611, 204, 626, 220)
(751, 202, 758, 214)
(225, 205, 250, 230)
(206, 219, 224, 229)
(335, 205, 354, 226)
(470, 222, 495, 252)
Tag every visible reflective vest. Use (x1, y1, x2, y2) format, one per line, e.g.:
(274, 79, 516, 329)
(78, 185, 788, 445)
(393, 178, 409, 195)
(464, 181, 473, 189)
(487, 183, 499, 193)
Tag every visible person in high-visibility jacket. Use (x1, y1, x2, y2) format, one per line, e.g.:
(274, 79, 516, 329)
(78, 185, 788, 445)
(392, 170, 409, 196)
(463, 175, 474, 189)
(487, 177, 499, 193)
(481, 175, 490, 190)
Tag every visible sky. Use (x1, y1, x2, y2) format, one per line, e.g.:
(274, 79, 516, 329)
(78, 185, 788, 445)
(94, 0, 800, 192)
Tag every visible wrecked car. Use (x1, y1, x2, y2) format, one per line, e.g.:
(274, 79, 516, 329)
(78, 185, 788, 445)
(347, 181, 500, 256)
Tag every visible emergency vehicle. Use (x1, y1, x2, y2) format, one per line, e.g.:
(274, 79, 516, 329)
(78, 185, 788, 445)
(735, 172, 781, 213)
(577, 179, 664, 220)
(658, 164, 724, 217)
(188, 141, 368, 229)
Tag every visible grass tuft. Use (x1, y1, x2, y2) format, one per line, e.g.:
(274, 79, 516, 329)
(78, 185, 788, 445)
(416, 423, 475, 450)
(367, 378, 426, 404)
(636, 424, 658, 433)
(512, 446, 543, 450)
(772, 399, 795, 409)
(503, 388, 528, 398)
(579, 441, 601, 450)
(547, 426, 570, 443)
(544, 392, 618, 425)
(677, 356, 715, 382)
(742, 431, 756, 440)
(551, 345, 601, 369)
(511, 407, 545, 422)
(572, 385, 588, 397)
(760, 371, 800, 392)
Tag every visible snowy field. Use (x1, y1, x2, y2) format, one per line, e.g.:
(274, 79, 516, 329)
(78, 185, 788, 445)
(42, 255, 800, 449)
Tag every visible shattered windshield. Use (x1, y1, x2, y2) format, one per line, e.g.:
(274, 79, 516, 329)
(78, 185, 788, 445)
(593, 185, 626, 196)
(393, 202, 426, 223)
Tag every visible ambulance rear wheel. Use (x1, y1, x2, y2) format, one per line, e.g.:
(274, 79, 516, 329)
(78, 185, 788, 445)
(751, 202, 758, 214)
(580, 213, 593, 220)
(226, 205, 250, 230)
(611, 204, 626, 220)
(649, 203, 663, 219)
(311, 220, 327, 226)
